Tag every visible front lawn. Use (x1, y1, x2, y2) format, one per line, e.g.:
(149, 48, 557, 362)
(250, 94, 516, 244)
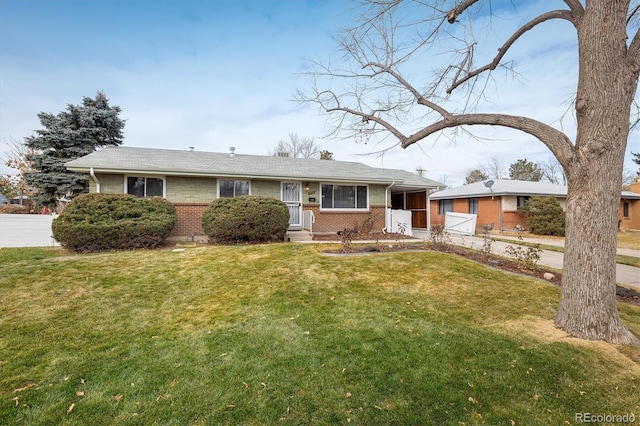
(1, 244, 639, 425)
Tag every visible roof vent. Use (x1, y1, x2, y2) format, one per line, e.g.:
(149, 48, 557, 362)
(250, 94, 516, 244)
(189, 146, 194, 151)
(276, 151, 290, 158)
(229, 147, 235, 157)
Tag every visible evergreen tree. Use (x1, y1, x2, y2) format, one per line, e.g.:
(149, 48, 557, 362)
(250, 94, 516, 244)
(465, 168, 489, 184)
(320, 150, 334, 160)
(508, 159, 543, 181)
(25, 92, 125, 207)
(521, 196, 566, 236)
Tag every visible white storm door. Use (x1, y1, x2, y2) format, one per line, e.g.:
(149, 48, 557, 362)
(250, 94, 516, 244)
(281, 182, 302, 228)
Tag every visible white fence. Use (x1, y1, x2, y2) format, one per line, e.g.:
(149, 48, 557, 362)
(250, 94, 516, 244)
(0, 214, 60, 248)
(444, 212, 477, 236)
(388, 209, 413, 236)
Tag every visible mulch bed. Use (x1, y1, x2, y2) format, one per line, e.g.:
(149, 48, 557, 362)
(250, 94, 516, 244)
(318, 233, 640, 306)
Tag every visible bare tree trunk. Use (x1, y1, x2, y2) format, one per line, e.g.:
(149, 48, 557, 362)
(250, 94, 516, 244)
(555, 1, 639, 345)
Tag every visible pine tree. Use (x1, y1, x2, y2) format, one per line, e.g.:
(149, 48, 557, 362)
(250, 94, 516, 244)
(25, 92, 125, 208)
(508, 159, 543, 181)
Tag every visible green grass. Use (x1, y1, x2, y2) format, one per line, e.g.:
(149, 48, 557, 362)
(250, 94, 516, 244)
(618, 231, 640, 250)
(1, 244, 639, 425)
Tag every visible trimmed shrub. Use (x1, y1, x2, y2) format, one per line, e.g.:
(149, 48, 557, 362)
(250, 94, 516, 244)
(202, 196, 289, 244)
(0, 204, 30, 214)
(521, 195, 566, 236)
(52, 193, 177, 252)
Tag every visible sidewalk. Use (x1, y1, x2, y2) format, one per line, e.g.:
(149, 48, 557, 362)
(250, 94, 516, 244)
(481, 234, 640, 258)
(432, 232, 640, 290)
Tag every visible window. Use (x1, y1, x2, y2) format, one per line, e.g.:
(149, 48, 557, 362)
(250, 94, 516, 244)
(438, 199, 453, 215)
(321, 184, 368, 209)
(623, 202, 630, 218)
(219, 180, 250, 197)
(468, 198, 478, 215)
(126, 176, 164, 198)
(517, 196, 530, 209)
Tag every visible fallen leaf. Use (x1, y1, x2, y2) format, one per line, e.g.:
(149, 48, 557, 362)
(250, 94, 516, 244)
(533, 394, 539, 400)
(510, 420, 516, 426)
(76, 391, 85, 397)
(468, 397, 478, 404)
(12, 397, 19, 406)
(13, 383, 36, 393)
(80, 379, 85, 384)
(114, 394, 123, 403)
(579, 391, 587, 396)
(67, 403, 75, 414)
(243, 382, 249, 389)
(346, 392, 352, 398)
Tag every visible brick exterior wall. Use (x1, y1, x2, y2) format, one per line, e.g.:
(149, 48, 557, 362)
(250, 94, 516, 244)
(170, 203, 209, 238)
(305, 204, 387, 234)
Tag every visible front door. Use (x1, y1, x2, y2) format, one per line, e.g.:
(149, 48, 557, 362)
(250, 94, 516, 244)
(281, 182, 302, 229)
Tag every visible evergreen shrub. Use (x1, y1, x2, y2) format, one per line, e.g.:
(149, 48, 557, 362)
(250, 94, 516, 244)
(521, 195, 566, 236)
(52, 193, 176, 252)
(202, 196, 290, 243)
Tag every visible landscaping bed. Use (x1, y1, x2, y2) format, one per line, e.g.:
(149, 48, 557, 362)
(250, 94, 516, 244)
(319, 234, 640, 306)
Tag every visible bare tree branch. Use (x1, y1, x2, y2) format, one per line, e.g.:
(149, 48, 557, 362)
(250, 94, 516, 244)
(446, 9, 575, 94)
(399, 112, 575, 168)
(628, 27, 640, 71)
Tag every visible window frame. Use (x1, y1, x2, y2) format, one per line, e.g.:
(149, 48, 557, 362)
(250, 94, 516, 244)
(217, 179, 251, 198)
(623, 202, 630, 218)
(517, 196, 530, 209)
(124, 175, 166, 198)
(438, 199, 454, 215)
(320, 183, 369, 211)
(468, 197, 479, 215)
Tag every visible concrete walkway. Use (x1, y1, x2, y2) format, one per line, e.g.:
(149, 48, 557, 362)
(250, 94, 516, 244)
(412, 230, 639, 290)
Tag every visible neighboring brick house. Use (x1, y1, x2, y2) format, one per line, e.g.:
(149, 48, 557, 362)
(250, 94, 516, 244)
(430, 179, 640, 233)
(65, 146, 443, 239)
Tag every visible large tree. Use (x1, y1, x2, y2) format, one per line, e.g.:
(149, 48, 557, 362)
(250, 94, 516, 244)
(509, 159, 543, 181)
(303, 1, 640, 344)
(25, 92, 125, 208)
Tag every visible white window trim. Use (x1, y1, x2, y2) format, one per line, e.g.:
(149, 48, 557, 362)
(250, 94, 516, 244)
(217, 178, 251, 198)
(319, 182, 369, 211)
(124, 175, 166, 198)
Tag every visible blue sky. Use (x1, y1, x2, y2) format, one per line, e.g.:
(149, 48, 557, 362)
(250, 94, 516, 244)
(1, 0, 638, 187)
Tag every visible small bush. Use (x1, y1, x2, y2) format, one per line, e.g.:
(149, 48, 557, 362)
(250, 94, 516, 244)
(202, 196, 289, 244)
(0, 204, 30, 214)
(52, 193, 177, 252)
(521, 196, 566, 236)
(428, 224, 450, 249)
(504, 237, 543, 271)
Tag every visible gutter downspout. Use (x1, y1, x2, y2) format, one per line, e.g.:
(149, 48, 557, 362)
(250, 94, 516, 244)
(384, 181, 395, 232)
(90, 168, 101, 193)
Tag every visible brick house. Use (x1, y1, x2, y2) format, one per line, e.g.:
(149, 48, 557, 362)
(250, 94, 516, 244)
(430, 179, 640, 233)
(65, 146, 443, 240)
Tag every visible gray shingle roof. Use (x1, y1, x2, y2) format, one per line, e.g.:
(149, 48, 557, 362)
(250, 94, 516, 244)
(430, 179, 569, 199)
(65, 146, 443, 188)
